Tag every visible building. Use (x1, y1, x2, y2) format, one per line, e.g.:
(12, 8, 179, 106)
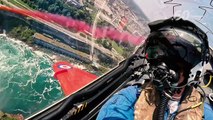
(106, 0, 149, 35)
(66, 0, 83, 8)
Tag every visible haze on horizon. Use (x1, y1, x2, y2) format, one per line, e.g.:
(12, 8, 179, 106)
(132, 0, 213, 47)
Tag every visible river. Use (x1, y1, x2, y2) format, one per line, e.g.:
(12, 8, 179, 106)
(0, 35, 64, 117)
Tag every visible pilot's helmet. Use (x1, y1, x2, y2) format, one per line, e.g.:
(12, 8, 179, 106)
(144, 17, 210, 80)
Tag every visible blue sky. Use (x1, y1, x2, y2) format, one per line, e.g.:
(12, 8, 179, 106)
(133, 0, 213, 47)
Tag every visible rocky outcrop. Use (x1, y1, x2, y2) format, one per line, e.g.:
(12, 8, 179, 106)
(0, 111, 24, 120)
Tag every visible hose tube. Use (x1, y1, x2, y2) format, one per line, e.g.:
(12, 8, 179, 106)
(153, 92, 170, 120)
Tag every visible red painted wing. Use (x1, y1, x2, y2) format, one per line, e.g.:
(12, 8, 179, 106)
(53, 61, 97, 96)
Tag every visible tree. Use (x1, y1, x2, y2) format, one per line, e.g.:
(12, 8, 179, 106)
(48, 4, 56, 13)
(8, 26, 36, 44)
(99, 39, 112, 50)
(21, 0, 93, 24)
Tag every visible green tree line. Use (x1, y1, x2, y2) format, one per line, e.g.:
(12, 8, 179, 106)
(21, 0, 93, 24)
(8, 25, 36, 44)
(96, 39, 112, 51)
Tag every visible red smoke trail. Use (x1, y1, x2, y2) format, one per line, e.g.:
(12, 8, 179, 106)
(0, 5, 145, 45)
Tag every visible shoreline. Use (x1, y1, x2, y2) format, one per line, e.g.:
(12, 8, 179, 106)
(0, 32, 109, 75)
(0, 33, 60, 63)
(0, 34, 65, 119)
(0, 33, 91, 70)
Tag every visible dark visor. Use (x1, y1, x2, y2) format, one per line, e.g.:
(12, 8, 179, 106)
(146, 28, 203, 67)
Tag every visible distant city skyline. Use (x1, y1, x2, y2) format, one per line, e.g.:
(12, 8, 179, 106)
(132, 0, 213, 47)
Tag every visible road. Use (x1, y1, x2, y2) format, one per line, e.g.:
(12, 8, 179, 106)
(13, 0, 32, 10)
(1, 0, 20, 9)
(35, 16, 123, 60)
(34, 33, 91, 59)
(1, 0, 124, 61)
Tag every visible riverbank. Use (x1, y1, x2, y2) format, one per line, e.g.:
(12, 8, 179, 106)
(0, 34, 64, 117)
(0, 33, 97, 73)
(0, 111, 24, 120)
(0, 33, 56, 62)
(0, 10, 116, 73)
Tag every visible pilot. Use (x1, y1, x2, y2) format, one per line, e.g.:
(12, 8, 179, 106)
(97, 17, 213, 120)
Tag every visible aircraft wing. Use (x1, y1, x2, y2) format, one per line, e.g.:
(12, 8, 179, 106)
(53, 61, 97, 96)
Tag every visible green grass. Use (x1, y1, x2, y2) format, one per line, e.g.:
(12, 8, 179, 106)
(79, 33, 86, 38)
(1, 1, 10, 6)
(99, 66, 109, 74)
(111, 41, 124, 55)
(8, 0, 32, 10)
(8, 0, 22, 8)
(16, 0, 32, 9)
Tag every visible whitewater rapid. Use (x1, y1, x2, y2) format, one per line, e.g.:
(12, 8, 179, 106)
(0, 35, 64, 117)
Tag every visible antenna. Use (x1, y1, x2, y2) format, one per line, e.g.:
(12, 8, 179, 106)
(198, 0, 213, 21)
(164, 0, 182, 16)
